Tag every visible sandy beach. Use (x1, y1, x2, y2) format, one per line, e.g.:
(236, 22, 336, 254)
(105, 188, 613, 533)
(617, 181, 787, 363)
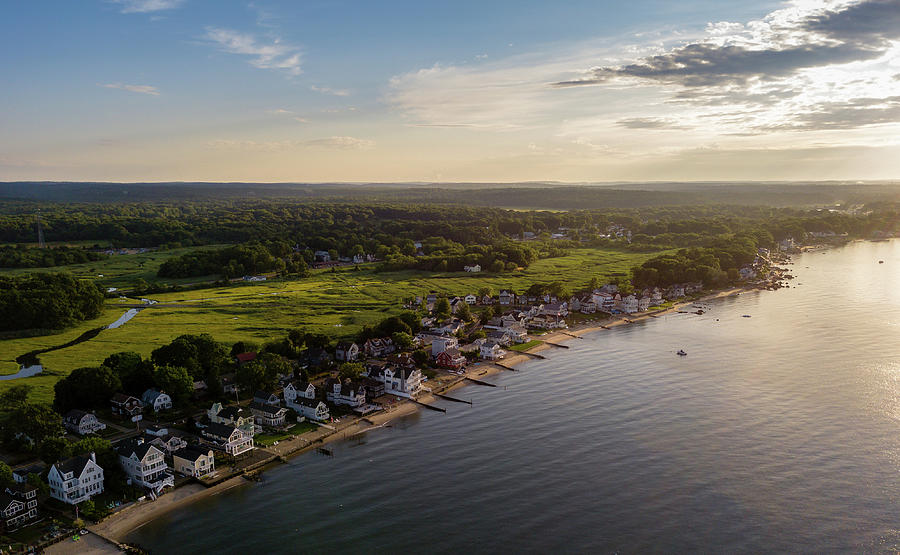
(90, 284, 752, 544)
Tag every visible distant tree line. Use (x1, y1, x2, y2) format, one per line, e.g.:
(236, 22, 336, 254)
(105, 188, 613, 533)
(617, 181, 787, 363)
(157, 241, 309, 279)
(0, 245, 107, 268)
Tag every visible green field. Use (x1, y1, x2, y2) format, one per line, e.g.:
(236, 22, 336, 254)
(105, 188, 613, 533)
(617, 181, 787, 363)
(0, 244, 228, 288)
(0, 247, 668, 402)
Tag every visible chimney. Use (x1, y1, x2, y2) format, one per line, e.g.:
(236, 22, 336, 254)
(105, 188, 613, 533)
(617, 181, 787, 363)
(90, 452, 96, 463)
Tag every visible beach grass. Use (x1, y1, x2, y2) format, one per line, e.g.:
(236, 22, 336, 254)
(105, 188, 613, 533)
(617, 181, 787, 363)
(509, 340, 544, 352)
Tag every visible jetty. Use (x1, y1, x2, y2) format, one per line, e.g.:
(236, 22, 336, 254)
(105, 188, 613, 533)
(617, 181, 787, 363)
(464, 376, 497, 387)
(492, 362, 518, 371)
(432, 392, 472, 405)
(413, 399, 447, 412)
(559, 331, 583, 339)
(516, 351, 546, 359)
(544, 341, 570, 349)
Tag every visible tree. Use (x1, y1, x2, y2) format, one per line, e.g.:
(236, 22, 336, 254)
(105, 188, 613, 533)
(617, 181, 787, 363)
(103, 352, 155, 395)
(477, 286, 493, 299)
(231, 341, 258, 357)
(54, 366, 122, 413)
(38, 436, 71, 464)
(412, 349, 430, 368)
(26, 473, 49, 496)
(71, 437, 111, 456)
(434, 298, 451, 318)
(0, 461, 12, 487)
(391, 332, 414, 351)
(338, 362, 364, 380)
(0, 384, 32, 410)
(456, 302, 472, 322)
(153, 365, 193, 404)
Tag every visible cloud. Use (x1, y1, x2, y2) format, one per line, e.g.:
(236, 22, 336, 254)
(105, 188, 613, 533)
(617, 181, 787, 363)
(764, 95, 900, 130)
(310, 85, 350, 97)
(616, 117, 690, 129)
(112, 0, 184, 13)
(100, 83, 160, 95)
(208, 136, 374, 151)
(204, 27, 302, 76)
(554, 1, 900, 89)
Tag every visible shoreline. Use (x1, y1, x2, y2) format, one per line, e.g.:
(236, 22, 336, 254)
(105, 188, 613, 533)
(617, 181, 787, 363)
(92, 283, 758, 544)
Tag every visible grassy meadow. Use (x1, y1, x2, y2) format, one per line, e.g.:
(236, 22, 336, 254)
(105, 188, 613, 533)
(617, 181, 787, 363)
(0, 247, 667, 402)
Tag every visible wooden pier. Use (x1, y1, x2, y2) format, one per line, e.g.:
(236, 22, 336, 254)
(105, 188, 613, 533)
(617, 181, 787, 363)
(432, 392, 472, 405)
(413, 399, 447, 412)
(464, 376, 497, 387)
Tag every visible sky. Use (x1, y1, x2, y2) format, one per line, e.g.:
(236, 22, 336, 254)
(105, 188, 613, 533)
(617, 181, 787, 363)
(2, 0, 900, 183)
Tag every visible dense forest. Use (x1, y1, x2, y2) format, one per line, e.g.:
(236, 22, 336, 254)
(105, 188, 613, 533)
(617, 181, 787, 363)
(0, 273, 104, 332)
(0, 245, 107, 268)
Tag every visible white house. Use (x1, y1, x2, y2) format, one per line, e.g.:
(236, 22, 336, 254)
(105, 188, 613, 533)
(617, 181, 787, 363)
(335, 341, 360, 362)
(638, 296, 651, 312)
(207, 403, 255, 436)
(63, 410, 107, 436)
(480, 340, 506, 360)
(172, 446, 216, 478)
(291, 397, 331, 421)
(380, 366, 424, 398)
(141, 389, 172, 412)
(253, 391, 280, 407)
(503, 325, 529, 344)
(47, 453, 104, 505)
(364, 338, 396, 358)
(462, 294, 477, 305)
(622, 295, 639, 314)
(202, 423, 254, 456)
(431, 336, 459, 357)
(116, 438, 174, 493)
(1, 484, 38, 530)
(464, 264, 481, 272)
(325, 379, 367, 408)
(283, 381, 316, 404)
(249, 401, 289, 427)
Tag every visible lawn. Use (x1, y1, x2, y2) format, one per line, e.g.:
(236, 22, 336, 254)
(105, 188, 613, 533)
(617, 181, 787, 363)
(509, 340, 544, 352)
(0, 247, 669, 403)
(254, 421, 319, 446)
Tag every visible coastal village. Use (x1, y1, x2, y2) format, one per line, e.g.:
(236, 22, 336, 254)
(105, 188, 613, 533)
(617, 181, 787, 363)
(0, 247, 792, 554)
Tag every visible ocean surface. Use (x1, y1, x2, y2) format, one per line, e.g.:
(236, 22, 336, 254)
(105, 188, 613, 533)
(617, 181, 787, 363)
(129, 240, 900, 553)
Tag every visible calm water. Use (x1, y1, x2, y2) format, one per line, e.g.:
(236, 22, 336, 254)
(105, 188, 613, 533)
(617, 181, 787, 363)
(130, 240, 900, 553)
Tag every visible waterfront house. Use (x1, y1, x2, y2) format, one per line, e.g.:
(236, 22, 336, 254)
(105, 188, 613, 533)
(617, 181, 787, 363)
(253, 391, 281, 407)
(335, 341, 360, 362)
(141, 389, 172, 412)
(540, 301, 569, 318)
(146, 433, 187, 455)
(1, 484, 38, 530)
(283, 381, 316, 403)
(0, 490, 36, 532)
(431, 336, 459, 357)
(47, 453, 104, 505)
(486, 330, 513, 347)
(364, 338, 396, 358)
(379, 366, 425, 398)
(503, 325, 529, 344)
(325, 378, 367, 408)
(291, 397, 331, 421)
(362, 377, 385, 399)
(202, 423, 254, 456)
(436, 348, 467, 370)
(116, 438, 174, 492)
(480, 341, 506, 361)
(207, 403, 255, 436)
(622, 295, 639, 314)
(63, 410, 107, 436)
(638, 296, 651, 312)
(249, 401, 289, 427)
(110, 393, 143, 418)
(172, 446, 216, 478)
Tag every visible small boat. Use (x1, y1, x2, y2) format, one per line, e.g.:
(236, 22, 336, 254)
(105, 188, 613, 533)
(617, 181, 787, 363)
(676, 349, 687, 356)
(879, 260, 884, 264)
(742, 315, 751, 318)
